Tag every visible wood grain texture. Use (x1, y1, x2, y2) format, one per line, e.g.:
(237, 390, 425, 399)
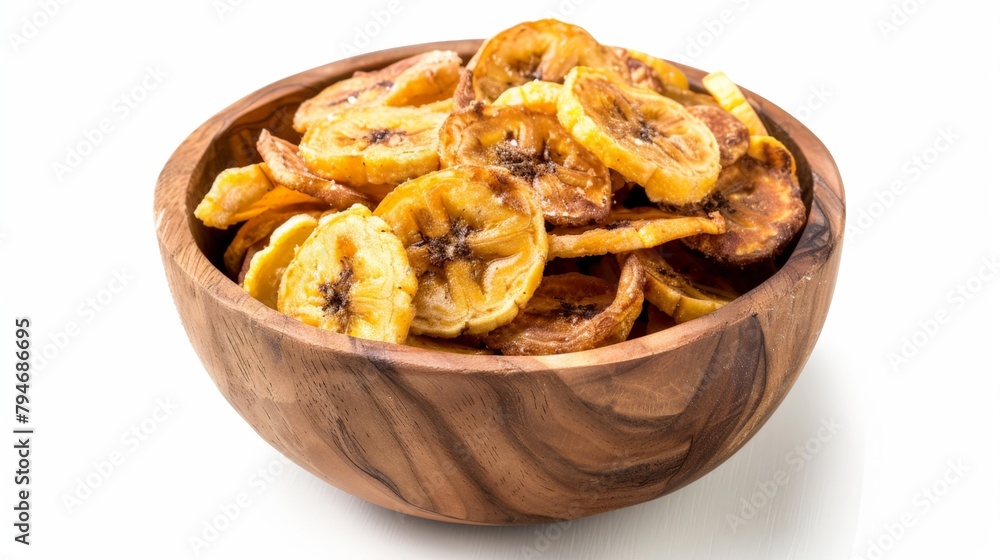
(154, 40, 845, 525)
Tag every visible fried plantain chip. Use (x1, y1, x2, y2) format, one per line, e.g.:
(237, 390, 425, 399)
(557, 66, 721, 205)
(277, 205, 417, 343)
(374, 165, 547, 337)
(492, 80, 562, 115)
(547, 207, 725, 260)
(256, 129, 374, 209)
(299, 102, 451, 187)
(615, 47, 690, 91)
(293, 50, 461, 133)
(683, 136, 806, 265)
(483, 253, 645, 355)
(623, 249, 736, 323)
(686, 105, 750, 167)
(702, 71, 768, 137)
(223, 206, 326, 278)
(438, 104, 611, 226)
(194, 164, 276, 229)
(242, 213, 320, 309)
(470, 19, 629, 102)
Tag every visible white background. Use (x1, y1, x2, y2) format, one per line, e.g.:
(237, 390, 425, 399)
(1, 0, 998, 558)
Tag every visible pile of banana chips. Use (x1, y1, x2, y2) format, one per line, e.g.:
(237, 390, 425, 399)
(195, 19, 806, 355)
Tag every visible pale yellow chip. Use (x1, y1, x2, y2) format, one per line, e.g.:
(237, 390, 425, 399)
(194, 164, 275, 229)
(702, 71, 768, 137)
(492, 80, 562, 115)
(278, 205, 417, 343)
(242, 214, 320, 309)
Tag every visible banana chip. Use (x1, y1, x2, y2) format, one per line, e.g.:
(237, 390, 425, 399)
(374, 165, 547, 337)
(293, 50, 461, 133)
(223, 207, 325, 277)
(438, 104, 611, 226)
(683, 137, 806, 265)
(624, 249, 735, 323)
(483, 254, 645, 355)
(257, 129, 374, 208)
(300, 102, 451, 187)
(616, 48, 689, 91)
(686, 105, 750, 167)
(547, 207, 725, 260)
(702, 71, 768, 137)
(470, 19, 629, 102)
(194, 164, 276, 229)
(492, 80, 562, 115)
(557, 66, 721, 205)
(242, 214, 320, 309)
(277, 205, 417, 343)
(227, 186, 325, 224)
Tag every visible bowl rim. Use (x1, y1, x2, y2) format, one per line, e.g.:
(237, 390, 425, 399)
(154, 39, 845, 374)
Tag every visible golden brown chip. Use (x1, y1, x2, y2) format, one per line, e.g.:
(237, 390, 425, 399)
(683, 137, 806, 265)
(277, 205, 417, 343)
(686, 105, 750, 167)
(293, 50, 461, 133)
(438, 104, 611, 226)
(222, 206, 326, 278)
(547, 207, 725, 260)
(557, 66, 721, 206)
(483, 254, 645, 355)
(256, 129, 374, 209)
(374, 165, 547, 337)
(299, 102, 451, 187)
(242, 214, 320, 309)
(624, 249, 736, 323)
(194, 164, 275, 229)
(470, 19, 629, 102)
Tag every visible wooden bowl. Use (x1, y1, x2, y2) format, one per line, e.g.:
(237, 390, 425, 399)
(154, 40, 845, 525)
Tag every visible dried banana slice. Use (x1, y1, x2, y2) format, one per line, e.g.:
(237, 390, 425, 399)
(616, 48, 689, 91)
(374, 165, 547, 337)
(483, 254, 645, 355)
(702, 71, 768, 137)
(683, 137, 806, 265)
(242, 214, 320, 309)
(557, 66, 721, 205)
(686, 105, 750, 167)
(293, 50, 461, 133)
(223, 206, 325, 277)
(547, 207, 725, 260)
(624, 249, 735, 323)
(228, 186, 325, 224)
(438, 104, 611, 226)
(300, 102, 451, 187)
(470, 19, 629, 102)
(257, 129, 374, 208)
(194, 164, 276, 229)
(277, 205, 417, 343)
(492, 80, 562, 115)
